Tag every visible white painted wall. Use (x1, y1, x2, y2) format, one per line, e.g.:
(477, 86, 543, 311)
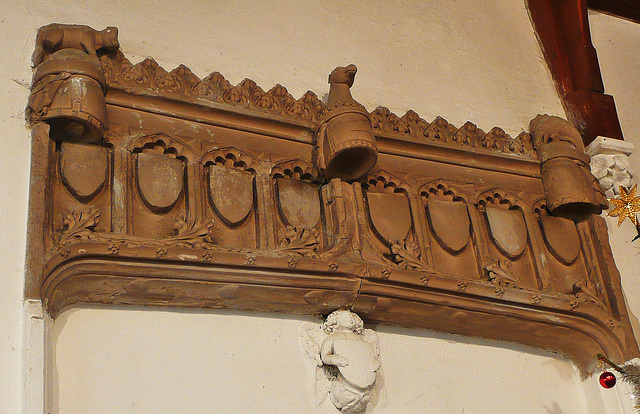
(589, 13, 640, 341)
(3, 1, 640, 413)
(52, 307, 598, 414)
(0, 2, 37, 414)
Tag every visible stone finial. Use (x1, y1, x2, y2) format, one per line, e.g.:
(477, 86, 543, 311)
(315, 65, 377, 182)
(28, 24, 120, 144)
(530, 114, 607, 220)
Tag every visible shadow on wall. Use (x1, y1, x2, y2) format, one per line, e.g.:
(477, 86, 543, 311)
(544, 402, 567, 414)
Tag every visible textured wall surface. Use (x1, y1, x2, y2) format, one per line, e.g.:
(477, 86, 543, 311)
(590, 11, 640, 344)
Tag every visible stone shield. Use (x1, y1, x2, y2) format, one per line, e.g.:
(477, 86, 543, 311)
(367, 192, 412, 243)
(276, 178, 320, 229)
(208, 164, 254, 227)
(60, 142, 108, 201)
(136, 152, 184, 211)
(540, 215, 581, 265)
(426, 199, 470, 253)
(485, 207, 528, 258)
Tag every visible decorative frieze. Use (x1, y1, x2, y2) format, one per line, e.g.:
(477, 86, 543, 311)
(25, 24, 640, 376)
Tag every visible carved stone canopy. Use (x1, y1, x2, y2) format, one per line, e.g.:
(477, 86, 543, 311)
(25, 24, 638, 376)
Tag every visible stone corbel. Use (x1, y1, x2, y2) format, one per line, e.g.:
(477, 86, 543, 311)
(27, 24, 120, 144)
(586, 137, 636, 198)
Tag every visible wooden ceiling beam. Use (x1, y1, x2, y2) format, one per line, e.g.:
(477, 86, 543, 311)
(527, 0, 624, 145)
(588, 0, 640, 24)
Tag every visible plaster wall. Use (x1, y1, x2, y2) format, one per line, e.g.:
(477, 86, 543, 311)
(589, 12, 640, 336)
(1, 1, 637, 413)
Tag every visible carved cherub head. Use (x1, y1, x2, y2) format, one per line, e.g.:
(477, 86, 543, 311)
(323, 310, 365, 334)
(328, 64, 358, 87)
(529, 114, 584, 151)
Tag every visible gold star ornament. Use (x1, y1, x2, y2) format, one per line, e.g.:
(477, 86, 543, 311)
(608, 184, 640, 227)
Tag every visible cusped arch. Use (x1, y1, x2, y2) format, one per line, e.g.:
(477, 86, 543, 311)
(419, 179, 469, 202)
(271, 159, 320, 183)
(129, 133, 194, 161)
(201, 146, 258, 172)
(475, 188, 529, 212)
(363, 169, 411, 196)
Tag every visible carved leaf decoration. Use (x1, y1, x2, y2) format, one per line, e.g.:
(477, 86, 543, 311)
(484, 259, 520, 288)
(136, 152, 184, 211)
(209, 164, 254, 227)
(170, 217, 214, 248)
(276, 178, 320, 229)
(539, 215, 580, 265)
(271, 226, 320, 257)
(367, 192, 411, 244)
(59, 208, 101, 245)
(426, 199, 470, 253)
(485, 207, 528, 258)
(60, 142, 108, 201)
(99, 53, 535, 158)
(391, 233, 432, 271)
(101, 51, 325, 123)
(571, 280, 608, 311)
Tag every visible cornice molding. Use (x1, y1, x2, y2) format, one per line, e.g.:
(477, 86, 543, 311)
(101, 51, 326, 124)
(100, 51, 536, 160)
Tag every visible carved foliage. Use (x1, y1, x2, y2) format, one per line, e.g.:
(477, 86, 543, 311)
(390, 232, 430, 271)
(101, 51, 537, 160)
(101, 51, 325, 123)
(272, 226, 320, 258)
(370, 107, 535, 157)
(58, 208, 214, 250)
(58, 208, 101, 245)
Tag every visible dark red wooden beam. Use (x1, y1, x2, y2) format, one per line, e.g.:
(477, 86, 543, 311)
(527, 0, 624, 145)
(588, 0, 640, 24)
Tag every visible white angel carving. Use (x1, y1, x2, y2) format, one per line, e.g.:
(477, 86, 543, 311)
(300, 310, 381, 413)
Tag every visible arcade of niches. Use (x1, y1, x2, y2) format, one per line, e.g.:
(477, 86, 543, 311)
(25, 24, 638, 378)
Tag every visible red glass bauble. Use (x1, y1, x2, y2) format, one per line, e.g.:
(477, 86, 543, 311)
(599, 371, 617, 388)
